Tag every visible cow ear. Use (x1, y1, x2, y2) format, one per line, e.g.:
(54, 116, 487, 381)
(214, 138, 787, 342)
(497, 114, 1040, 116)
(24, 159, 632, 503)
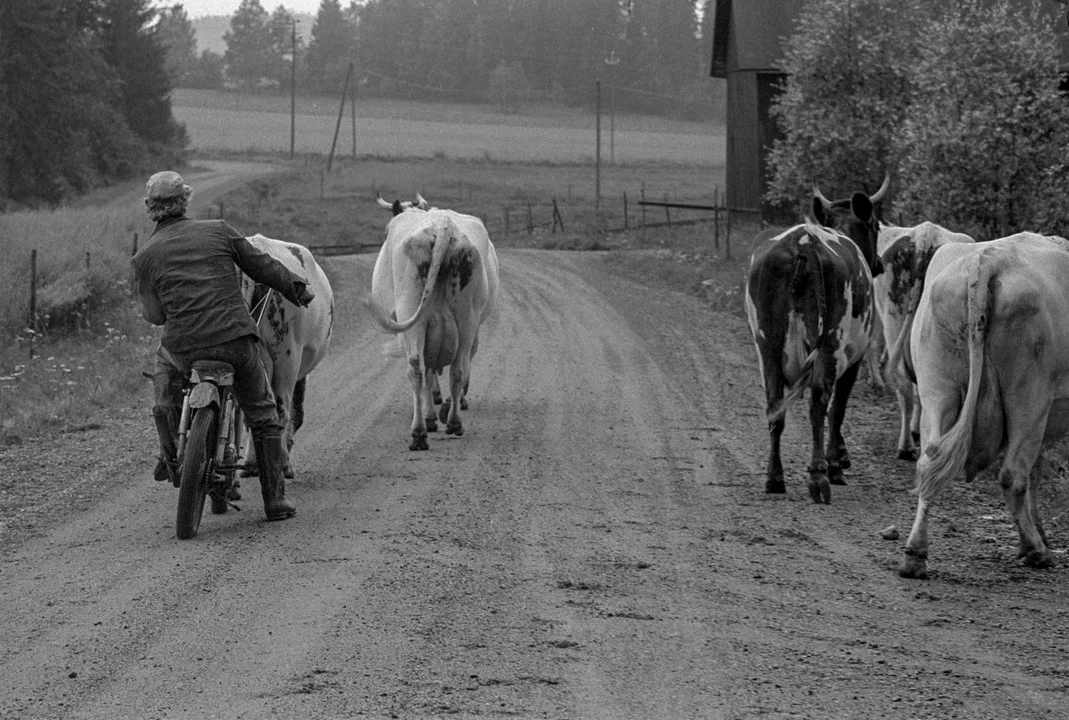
(851, 192, 873, 223)
(812, 196, 829, 226)
(392, 200, 403, 216)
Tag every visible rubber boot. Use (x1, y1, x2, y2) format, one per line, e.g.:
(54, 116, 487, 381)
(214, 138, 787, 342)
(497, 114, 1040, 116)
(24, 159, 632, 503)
(256, 434, 297, 521)
(152, 405, 180, 486)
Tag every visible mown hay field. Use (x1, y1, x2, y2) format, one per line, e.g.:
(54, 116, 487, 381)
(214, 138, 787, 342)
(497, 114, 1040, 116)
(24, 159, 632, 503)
(172, 89, 725, 165)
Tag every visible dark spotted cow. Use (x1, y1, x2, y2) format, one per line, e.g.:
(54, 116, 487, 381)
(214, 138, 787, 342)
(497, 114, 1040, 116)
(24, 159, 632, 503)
(744, 178, 886, 504)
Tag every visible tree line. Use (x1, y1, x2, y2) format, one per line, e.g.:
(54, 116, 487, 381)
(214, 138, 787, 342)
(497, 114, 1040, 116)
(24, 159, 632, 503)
(1, 0, 187, 208)
(162, 0, 720, 119)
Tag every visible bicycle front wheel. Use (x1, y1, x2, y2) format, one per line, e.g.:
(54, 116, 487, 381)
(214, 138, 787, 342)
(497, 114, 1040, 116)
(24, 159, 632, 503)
(176, 408, 217, 540)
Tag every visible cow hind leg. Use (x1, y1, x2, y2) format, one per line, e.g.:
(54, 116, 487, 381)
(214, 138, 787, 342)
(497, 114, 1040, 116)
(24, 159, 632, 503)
(761, 365, 787, 494)
(1001, 440, 1052, 569)
(826, 361, 861, 486)
(408, 358, 429, 451)
(444, 355, 469, 436)
(900, 494, 931, 579)
(807, 385, 832, 504)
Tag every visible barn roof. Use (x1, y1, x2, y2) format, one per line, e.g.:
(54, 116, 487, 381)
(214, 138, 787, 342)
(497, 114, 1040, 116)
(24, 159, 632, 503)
(711, 0, 1069, 78)
(709, 0, 804, 77)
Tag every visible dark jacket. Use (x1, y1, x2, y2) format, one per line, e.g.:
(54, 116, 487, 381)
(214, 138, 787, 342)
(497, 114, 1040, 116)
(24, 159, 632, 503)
(132, 217, 308, 354)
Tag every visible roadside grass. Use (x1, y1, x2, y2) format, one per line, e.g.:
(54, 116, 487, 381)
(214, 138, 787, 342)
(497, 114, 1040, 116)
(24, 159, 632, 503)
(0, 204, 157, 444)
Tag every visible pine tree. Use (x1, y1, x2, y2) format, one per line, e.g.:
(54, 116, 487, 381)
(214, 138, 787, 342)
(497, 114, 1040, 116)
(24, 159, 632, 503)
(305, 0, 352, 94)
(97, 0, 181, 146)
(267, 6, 303, 91)
(224, 0, 271, 91)
(157, 4, 198, 88)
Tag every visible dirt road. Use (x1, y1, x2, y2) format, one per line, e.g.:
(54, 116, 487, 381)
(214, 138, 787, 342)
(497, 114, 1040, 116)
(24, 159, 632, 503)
(3, 250, 1069, 719)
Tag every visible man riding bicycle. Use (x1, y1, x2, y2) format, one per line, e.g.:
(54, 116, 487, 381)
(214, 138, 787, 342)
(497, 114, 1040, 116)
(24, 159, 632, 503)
(132, 171, 314, 522)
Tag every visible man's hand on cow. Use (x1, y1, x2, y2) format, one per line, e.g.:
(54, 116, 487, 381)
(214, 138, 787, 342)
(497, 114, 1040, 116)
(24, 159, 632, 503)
(293, 282, 315, 308)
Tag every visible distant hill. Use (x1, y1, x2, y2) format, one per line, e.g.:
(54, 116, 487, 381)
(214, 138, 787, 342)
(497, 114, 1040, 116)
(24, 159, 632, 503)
(191, 13, 315, 57)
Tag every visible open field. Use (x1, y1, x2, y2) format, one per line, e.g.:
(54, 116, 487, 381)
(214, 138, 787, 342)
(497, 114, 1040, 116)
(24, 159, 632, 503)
(172, 88, 726, 165)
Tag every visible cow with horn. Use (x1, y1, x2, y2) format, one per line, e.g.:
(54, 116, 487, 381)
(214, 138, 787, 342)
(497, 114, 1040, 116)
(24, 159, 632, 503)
(744, 175, 887, 503)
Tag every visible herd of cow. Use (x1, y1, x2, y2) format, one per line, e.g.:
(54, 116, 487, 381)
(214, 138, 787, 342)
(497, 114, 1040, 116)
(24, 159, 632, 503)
(745, 176, 1069, 579)
(241, 184, 1069, 582)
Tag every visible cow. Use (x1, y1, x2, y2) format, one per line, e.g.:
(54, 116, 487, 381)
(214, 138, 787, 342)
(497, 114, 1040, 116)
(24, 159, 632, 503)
(368, 197, 499, 450)
(900, 232, 1069, 579)
(873, 222, 975, 461)
(239, 234, 334, 478)
(744, 177, 886, 504)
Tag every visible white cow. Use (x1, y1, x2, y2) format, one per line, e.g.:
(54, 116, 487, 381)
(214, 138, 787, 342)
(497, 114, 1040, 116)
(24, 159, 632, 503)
(240, 234, 334, 477)
(900, 233, 1069, 578)
(873, 222, 974, 460)
(369, 198, 498, 450)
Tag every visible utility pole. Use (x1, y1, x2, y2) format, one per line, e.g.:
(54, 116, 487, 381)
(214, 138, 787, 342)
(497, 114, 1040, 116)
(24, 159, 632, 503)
(289, 19, 296, 160)
(604, 50, 619, 166)
(595, 79, 601, 213)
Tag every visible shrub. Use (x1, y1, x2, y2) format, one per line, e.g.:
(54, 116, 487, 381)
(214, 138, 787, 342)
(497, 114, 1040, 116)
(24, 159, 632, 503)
(894, 0, 1069, 239)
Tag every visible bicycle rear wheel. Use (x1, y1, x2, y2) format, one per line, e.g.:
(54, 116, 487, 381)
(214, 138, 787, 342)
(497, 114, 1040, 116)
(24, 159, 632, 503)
(176, 408, 217, 539)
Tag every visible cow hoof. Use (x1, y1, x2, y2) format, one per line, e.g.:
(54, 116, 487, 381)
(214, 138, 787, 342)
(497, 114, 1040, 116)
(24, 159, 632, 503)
(899, 555, 928, 579)
(460, 398, 469, 411)
(409, 435, 429, 451)
(433, 391, 443, 404)
(808, 476, 831, 504)
(1020, 547, 1054, 569)
(828, 465, 847, 486)
(898, 448, 919, 462)
(241, 465, 259, 478)
(438, 400, 451, 424)
(283, 466, 294, 480)
(839, 454, 851, 471)
(426, 417, 438, 433)
(765, 477, 786, 494)
(445, 421, 464, 436)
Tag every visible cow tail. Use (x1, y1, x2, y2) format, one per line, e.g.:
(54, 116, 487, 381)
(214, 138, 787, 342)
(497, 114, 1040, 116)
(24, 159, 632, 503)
(914, 253, 990, 501)
(367, 222, 453, 334)
(766, 244, 825, 423)
(291, 377, 306, 433)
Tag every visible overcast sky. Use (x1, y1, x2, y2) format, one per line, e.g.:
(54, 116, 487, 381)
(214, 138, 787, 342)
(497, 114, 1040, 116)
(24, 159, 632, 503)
(162, 1, 323, 19)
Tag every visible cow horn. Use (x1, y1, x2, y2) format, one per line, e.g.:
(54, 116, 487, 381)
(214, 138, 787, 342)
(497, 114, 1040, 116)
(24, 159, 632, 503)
(415, 193, 428, 209)
(812, 182, 832, 208)
(870, 173, 890, 202)
(376, 193, 393, 210)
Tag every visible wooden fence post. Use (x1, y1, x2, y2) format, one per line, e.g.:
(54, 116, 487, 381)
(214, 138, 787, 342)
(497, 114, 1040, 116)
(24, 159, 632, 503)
(713, 188, 720, 250)
(28, 249, 37, 331)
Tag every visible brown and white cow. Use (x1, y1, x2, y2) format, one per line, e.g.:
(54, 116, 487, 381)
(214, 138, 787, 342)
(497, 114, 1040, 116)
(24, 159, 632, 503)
(240, 234, 334, 478)
(368, 198, 499, 450)
(873, 222, 974, 460)
(900, 233, 1069, 578)
(744, 179, 886, 504)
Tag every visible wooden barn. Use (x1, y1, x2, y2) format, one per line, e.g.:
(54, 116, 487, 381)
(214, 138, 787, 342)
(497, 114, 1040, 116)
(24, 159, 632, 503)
(710, 0, 1069, 223)
(709, 0, 802, 222)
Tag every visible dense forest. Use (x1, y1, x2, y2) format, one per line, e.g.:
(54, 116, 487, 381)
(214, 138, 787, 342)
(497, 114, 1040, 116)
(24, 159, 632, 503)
(174, 0, 719, 117)
(0, 0, 717, 207)
(0, 0, 187, 207)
